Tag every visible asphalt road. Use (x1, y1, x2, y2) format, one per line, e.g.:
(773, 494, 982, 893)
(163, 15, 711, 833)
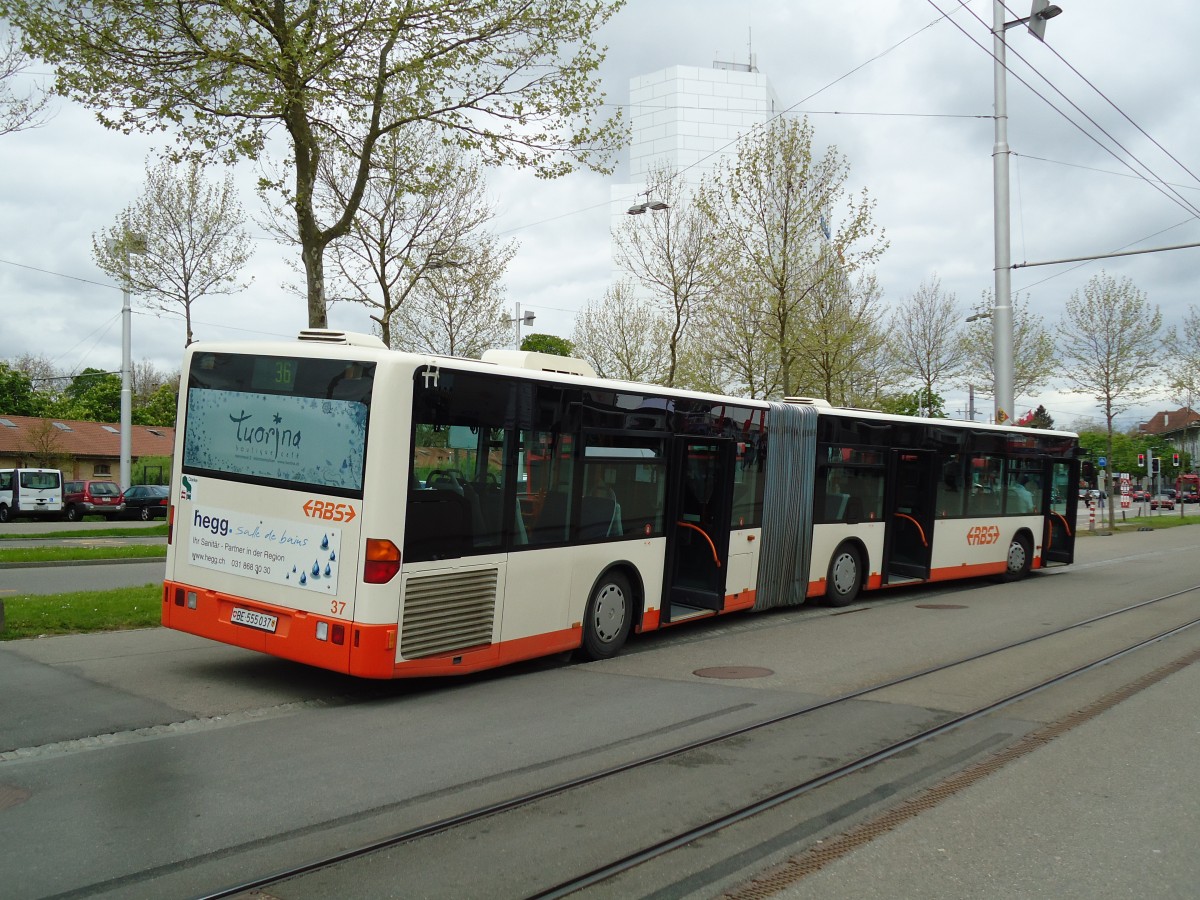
(2, 526, 1198, 899)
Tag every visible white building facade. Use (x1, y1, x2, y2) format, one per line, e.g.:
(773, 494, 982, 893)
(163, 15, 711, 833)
(611, 59, 782, 223)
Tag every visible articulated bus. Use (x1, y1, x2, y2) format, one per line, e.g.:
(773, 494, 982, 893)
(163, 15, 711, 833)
(162, 330, 1081, 678)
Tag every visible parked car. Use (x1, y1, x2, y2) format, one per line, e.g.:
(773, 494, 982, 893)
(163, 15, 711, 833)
(1150, 495, 1175, 510)
(120, 484, 170, 520)
(62, 480, 125, 521)
(1130, 490, 1150, 502)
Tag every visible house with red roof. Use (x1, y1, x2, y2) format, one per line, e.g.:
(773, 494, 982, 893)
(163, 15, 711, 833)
(0, 415, 175, 484)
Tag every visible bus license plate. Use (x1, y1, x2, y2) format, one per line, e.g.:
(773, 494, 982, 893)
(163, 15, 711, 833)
(230, 607, 278, 633)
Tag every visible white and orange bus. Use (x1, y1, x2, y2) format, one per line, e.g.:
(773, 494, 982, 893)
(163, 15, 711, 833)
(162, 330, 1080, 678)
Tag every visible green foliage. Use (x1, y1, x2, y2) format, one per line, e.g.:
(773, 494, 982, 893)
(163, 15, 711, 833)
(521, 333, 575, 356)
(132, 382, 177, 427)
(55, 368, 121, 421)
(877, 390, 947, 418)
(131, 456, 172, 485)
(0, 362, 44, 415)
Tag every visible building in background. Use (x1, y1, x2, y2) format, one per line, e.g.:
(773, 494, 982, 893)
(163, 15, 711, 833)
(610, 57, 781, 232)
(0, 415, 175, 483)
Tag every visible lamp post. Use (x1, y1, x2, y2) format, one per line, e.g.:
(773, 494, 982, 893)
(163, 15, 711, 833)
(510, 302, 536, 349)
(108, 231, 146, 490)
(992, 1, 1061, 425)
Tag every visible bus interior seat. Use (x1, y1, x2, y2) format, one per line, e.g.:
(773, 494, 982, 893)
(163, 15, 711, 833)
(405, 489, 470, 560)
(579, 495, 619, 539)
(531, 491, 570, 543)
(844, 495, 864, 522)
(825, 492, 849, 521)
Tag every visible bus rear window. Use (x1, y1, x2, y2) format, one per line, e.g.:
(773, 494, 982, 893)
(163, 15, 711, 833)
(183, 354, 374, 495)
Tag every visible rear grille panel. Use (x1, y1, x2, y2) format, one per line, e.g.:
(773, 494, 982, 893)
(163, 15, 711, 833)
(401, 568, 498, 658)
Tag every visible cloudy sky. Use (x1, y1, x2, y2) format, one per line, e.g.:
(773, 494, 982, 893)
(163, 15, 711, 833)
(2, 0, 1197, 432)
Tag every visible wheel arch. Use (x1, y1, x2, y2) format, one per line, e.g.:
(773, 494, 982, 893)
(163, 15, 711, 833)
(584, 560, 646, 633)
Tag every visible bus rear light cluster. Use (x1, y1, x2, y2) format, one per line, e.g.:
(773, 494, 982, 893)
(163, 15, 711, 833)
(363, 538, 401, 583)
(171, 589, 198, 609)
(315, 621, 346, 644)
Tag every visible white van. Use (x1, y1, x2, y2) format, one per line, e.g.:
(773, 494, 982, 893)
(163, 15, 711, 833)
(0, 468, 64, 522)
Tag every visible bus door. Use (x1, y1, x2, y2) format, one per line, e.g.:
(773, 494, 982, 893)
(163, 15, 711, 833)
(1043, 458, 1079, 565)
(662, 438, 734, 620)
(883, 449, 935, 582)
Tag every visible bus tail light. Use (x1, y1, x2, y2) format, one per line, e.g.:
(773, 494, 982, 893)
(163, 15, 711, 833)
(364, 538, 401, 584)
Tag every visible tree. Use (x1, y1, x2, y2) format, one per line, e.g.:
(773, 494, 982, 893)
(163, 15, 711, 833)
(521, 334, 574, 357)
(0, 361, 43, 415)
(696, 116, 887, 398)
(270, 126, 514, 347)
(5, 0, 625, 328)
(20, 418, 69, 468)
(55, 368, 121, 422)
(389, 261, 510, 359)
(878, 390, 948, 419)
(888, 275, 967, 417)
(962, 292, 1057, 405)
(1015, 405, 1055, 429)
(794, 266, 890, 407)
(571, 281, 672, 382)
(0, 28, 52, 136)
(1059, 271, 1162, 528)
(612, 163, 716, 386)
(133, 381, 178, 427)
(92, 159, 252, 345)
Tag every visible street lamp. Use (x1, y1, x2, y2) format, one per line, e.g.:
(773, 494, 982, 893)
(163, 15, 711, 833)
(627, 189, 669, 215)
(508, 302, 536, 348)
(992, 1, 1062, 425)
(107, 231, 146, 490)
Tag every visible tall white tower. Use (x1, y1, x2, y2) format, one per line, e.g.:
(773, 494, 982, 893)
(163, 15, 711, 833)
(611, 57, 781, 224)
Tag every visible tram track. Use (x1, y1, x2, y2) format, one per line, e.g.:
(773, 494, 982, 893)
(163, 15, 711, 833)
(184, 582, 1200, 900)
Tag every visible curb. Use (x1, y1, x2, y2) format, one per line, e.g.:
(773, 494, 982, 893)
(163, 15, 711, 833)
(0, 557, 166, 570)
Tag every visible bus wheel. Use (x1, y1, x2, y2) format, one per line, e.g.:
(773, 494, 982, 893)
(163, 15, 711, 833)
(580, 571, 632, 661)
(1002, 533, 1032, 582)
(825, 543, 862, 607)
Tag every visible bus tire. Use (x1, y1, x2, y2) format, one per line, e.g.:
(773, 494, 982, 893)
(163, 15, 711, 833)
(824, 543, 862, 607)
(580, 570, 632, 661)
(1002, 532, 1033, 582)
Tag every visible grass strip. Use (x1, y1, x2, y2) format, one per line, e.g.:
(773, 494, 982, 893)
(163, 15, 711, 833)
(0, 524, 168, 541)
(0, 545, 167, 564)
(1, 584, 161, 640)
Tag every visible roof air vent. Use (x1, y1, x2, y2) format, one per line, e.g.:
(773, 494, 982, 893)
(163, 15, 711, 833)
(297, 329, 387, 348)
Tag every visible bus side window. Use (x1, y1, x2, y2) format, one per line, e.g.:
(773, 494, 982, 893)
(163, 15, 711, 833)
(404, 490, 471, 562)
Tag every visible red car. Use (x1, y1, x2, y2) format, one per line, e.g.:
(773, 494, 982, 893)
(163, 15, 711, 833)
(1150, 495, 1175, 510)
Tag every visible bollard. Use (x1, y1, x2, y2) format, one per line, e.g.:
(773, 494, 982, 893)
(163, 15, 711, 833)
(1088, 499, 1095, 531)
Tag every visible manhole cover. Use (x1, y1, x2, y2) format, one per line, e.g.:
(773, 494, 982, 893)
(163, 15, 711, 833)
(693, 666, 774, 679)
(0, 784, 32, 811)
(914, 604, 968, 610)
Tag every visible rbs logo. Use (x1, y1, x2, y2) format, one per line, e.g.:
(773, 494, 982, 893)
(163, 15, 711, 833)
(194, 510, 231, 537)
(966, 525, 1000, 546)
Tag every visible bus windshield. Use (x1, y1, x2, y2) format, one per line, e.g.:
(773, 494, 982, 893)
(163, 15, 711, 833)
(182, 352, 375, 496)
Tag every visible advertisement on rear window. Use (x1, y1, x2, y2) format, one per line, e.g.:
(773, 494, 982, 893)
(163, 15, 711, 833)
(187, 505, 342, 593)
(184, 388, 366, 491)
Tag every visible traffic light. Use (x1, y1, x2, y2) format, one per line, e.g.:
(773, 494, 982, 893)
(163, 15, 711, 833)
(1137, 452, 1146, 468)
(1173, 453, 1181, 467)
(1152, 457, 1161, 476)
